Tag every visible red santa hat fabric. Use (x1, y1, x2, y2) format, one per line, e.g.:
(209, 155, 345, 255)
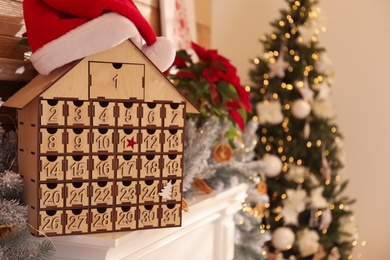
(24, 0, 175, 75)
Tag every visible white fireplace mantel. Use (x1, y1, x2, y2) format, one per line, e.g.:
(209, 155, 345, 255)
(51, 183, 248, 260)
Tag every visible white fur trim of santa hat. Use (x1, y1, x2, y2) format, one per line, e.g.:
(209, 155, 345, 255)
(30, 12, 143, 76)
(142, 36, 176, 73)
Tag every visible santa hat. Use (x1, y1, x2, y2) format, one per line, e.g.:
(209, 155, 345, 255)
(23, 0, 176, 75)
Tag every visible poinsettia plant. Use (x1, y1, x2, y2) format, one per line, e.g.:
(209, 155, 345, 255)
(166, 42, 251, 132)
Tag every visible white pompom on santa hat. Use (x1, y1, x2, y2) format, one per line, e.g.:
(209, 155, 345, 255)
(24, 0, 176, 75)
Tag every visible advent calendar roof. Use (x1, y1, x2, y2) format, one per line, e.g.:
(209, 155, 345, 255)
(4, 40, 198, 114)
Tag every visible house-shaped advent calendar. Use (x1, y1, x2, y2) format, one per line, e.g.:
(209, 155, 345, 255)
(3, 40, 198, 236)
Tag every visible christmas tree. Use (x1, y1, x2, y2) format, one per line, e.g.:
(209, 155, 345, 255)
(247, 0, 358, 259)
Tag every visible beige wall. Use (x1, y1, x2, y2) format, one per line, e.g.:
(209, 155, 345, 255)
(211, 0, 390, 259)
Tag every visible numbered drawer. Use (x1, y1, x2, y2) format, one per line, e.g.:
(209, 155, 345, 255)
(117, 102, 139, 127)
(139, 180, 160, 203)
(39, 209, 63, 235)
(65, 208, 89, 234)
(116, 180, 138, 204)
(141, 103, 162, 127)
(139, 154, 161, 178)
(138, 204, 159, 228)
(160, 179, 182, 203)
(163, 129, 184, 152)
(117, 128, 139, 153)
(66, 155, 89, 180)
(160, 203, 181, 227)
(67, 100, 90, 125)
(40, 128, 65, 153)
(91, 128, 115, 153)
(162, 154, 183, 178)
(65, 182, 89, 207)
(91, 155, 115, 179)
(115, 206, 137, 230)
(40, 183, 64, 208)
(66, 128, 89, 153)
(164, 103, 185, 127)
(117, 155, 138, 179)
(90, 207, 114, 232)
(140, 129, 162, 153)
(90, 181, 114, 206)
(92, 101, 116, 126)
(40, 99, 65, 126)
(40, 155, 64, 181)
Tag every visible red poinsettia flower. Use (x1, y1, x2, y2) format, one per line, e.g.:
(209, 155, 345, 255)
(176, 71, 196, 79)
(229, 109, 245, 131)
(167, 42, 251, 131)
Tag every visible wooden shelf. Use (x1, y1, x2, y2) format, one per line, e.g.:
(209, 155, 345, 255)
(0, 58, 37, 82)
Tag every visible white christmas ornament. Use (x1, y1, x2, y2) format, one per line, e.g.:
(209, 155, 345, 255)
(291, 99, 311, 119)
(272, 227, 295, 251)
(297, 228, 320, 257)
(328, 247, 341, 260)
(303, 120, 310, 139)
(284, 188, 308, 213)
(310, 186, 328, 208)
(256, 100, 284, 125)
(337, 216, 359, 243)
(262, 154, 283, 178)
(281, 206, 299, 226)
(321, 150, 332, 181)
(313, 99, 335, 120)
(317, 82, 331, 100)
(285, 164, 308, 183)
(298, 77, 314, 102)
(282, 188, 308, 226)
(297, 7, 324, 44)
(268, 54, 289, 78)
(319, 207, 332, 230)
(297, 24, 314, 43)
(315, 52, 333, 76)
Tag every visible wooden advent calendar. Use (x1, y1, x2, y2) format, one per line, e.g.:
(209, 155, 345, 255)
(3, 40, 198, 236)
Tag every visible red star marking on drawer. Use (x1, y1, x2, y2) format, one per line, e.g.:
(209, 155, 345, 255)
(127, 137, 138, 149)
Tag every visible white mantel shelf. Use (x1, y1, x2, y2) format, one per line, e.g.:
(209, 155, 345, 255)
(51, 183, 248, 260)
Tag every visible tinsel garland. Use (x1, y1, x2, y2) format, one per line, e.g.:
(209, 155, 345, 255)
(183, 118, 271, 259)
(0, 130, 56, 259)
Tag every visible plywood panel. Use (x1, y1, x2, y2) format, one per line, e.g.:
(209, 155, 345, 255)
(0, 35, 30, 60)
(134, 0, 161, 36)
(0, 0, 25, 37)
(195, 0, 211, 26)
(196, 24, 211, 49)
(195, 0, 211, 48)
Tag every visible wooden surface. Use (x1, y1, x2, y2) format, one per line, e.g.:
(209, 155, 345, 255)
(0, 58, 37, 82)
(0, 35, 30, 60)
(0, 0, 25, 38)
(134, 0, 161, 36)
(195, 0, 211, 48)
